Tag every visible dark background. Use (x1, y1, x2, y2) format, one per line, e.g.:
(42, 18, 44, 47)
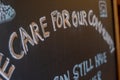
(0, 0, 117, 80)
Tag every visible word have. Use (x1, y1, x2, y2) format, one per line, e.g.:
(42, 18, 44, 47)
(95, 52, 107, 68)
(53, 52, 107, 80)
(72, 52, 107, 80)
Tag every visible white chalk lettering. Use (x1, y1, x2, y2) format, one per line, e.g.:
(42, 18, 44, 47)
(51, 10, 58, 31)
(4, 9, 115, 80)
(9, 32, 24, 59)
(51, 10, 71, 31)
(54, 70, 70, 80)
(73, 64, 79, 80)
(90, 71, 102, 80)
(95, 52, 107, 68)
(102, 30, 115, 53)
(72, 11, 78, 28)
(56, 11, 63, 28)
(40, 16, 50, 38)
(79, 10, 88, 26)
(62, 10, 71, 29)
(0, 53, 15, 80)
(30, 22, 44, 45)
(73, 58, 94, 79)
(19, 27, 35, 54)
(72, 10, 88, 28)
(88, 10, 115, 53)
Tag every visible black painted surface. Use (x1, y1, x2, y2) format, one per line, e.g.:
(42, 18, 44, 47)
(0, 0, 117, 80)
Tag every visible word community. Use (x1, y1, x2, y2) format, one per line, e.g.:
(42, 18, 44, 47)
(0, 9, 114, 80)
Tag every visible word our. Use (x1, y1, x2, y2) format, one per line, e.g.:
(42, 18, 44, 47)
(9, 9, 114, 60)
(0, 9, 114, 80)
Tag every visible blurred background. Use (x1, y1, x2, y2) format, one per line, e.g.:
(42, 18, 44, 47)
(118, 0, 120, 23)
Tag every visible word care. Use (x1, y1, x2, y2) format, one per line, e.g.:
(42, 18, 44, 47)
(0, 9, 115, 80)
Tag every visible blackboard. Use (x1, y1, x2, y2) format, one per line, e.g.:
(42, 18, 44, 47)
(0, 0, 119, 80)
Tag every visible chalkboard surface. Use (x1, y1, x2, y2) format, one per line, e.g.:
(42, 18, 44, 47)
(0, 0, 118, 80)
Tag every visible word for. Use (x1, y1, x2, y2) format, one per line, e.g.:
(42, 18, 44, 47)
(51, 10, 114, 53)
(0, 9, 114, 80)
(8, 9, 114, 60)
